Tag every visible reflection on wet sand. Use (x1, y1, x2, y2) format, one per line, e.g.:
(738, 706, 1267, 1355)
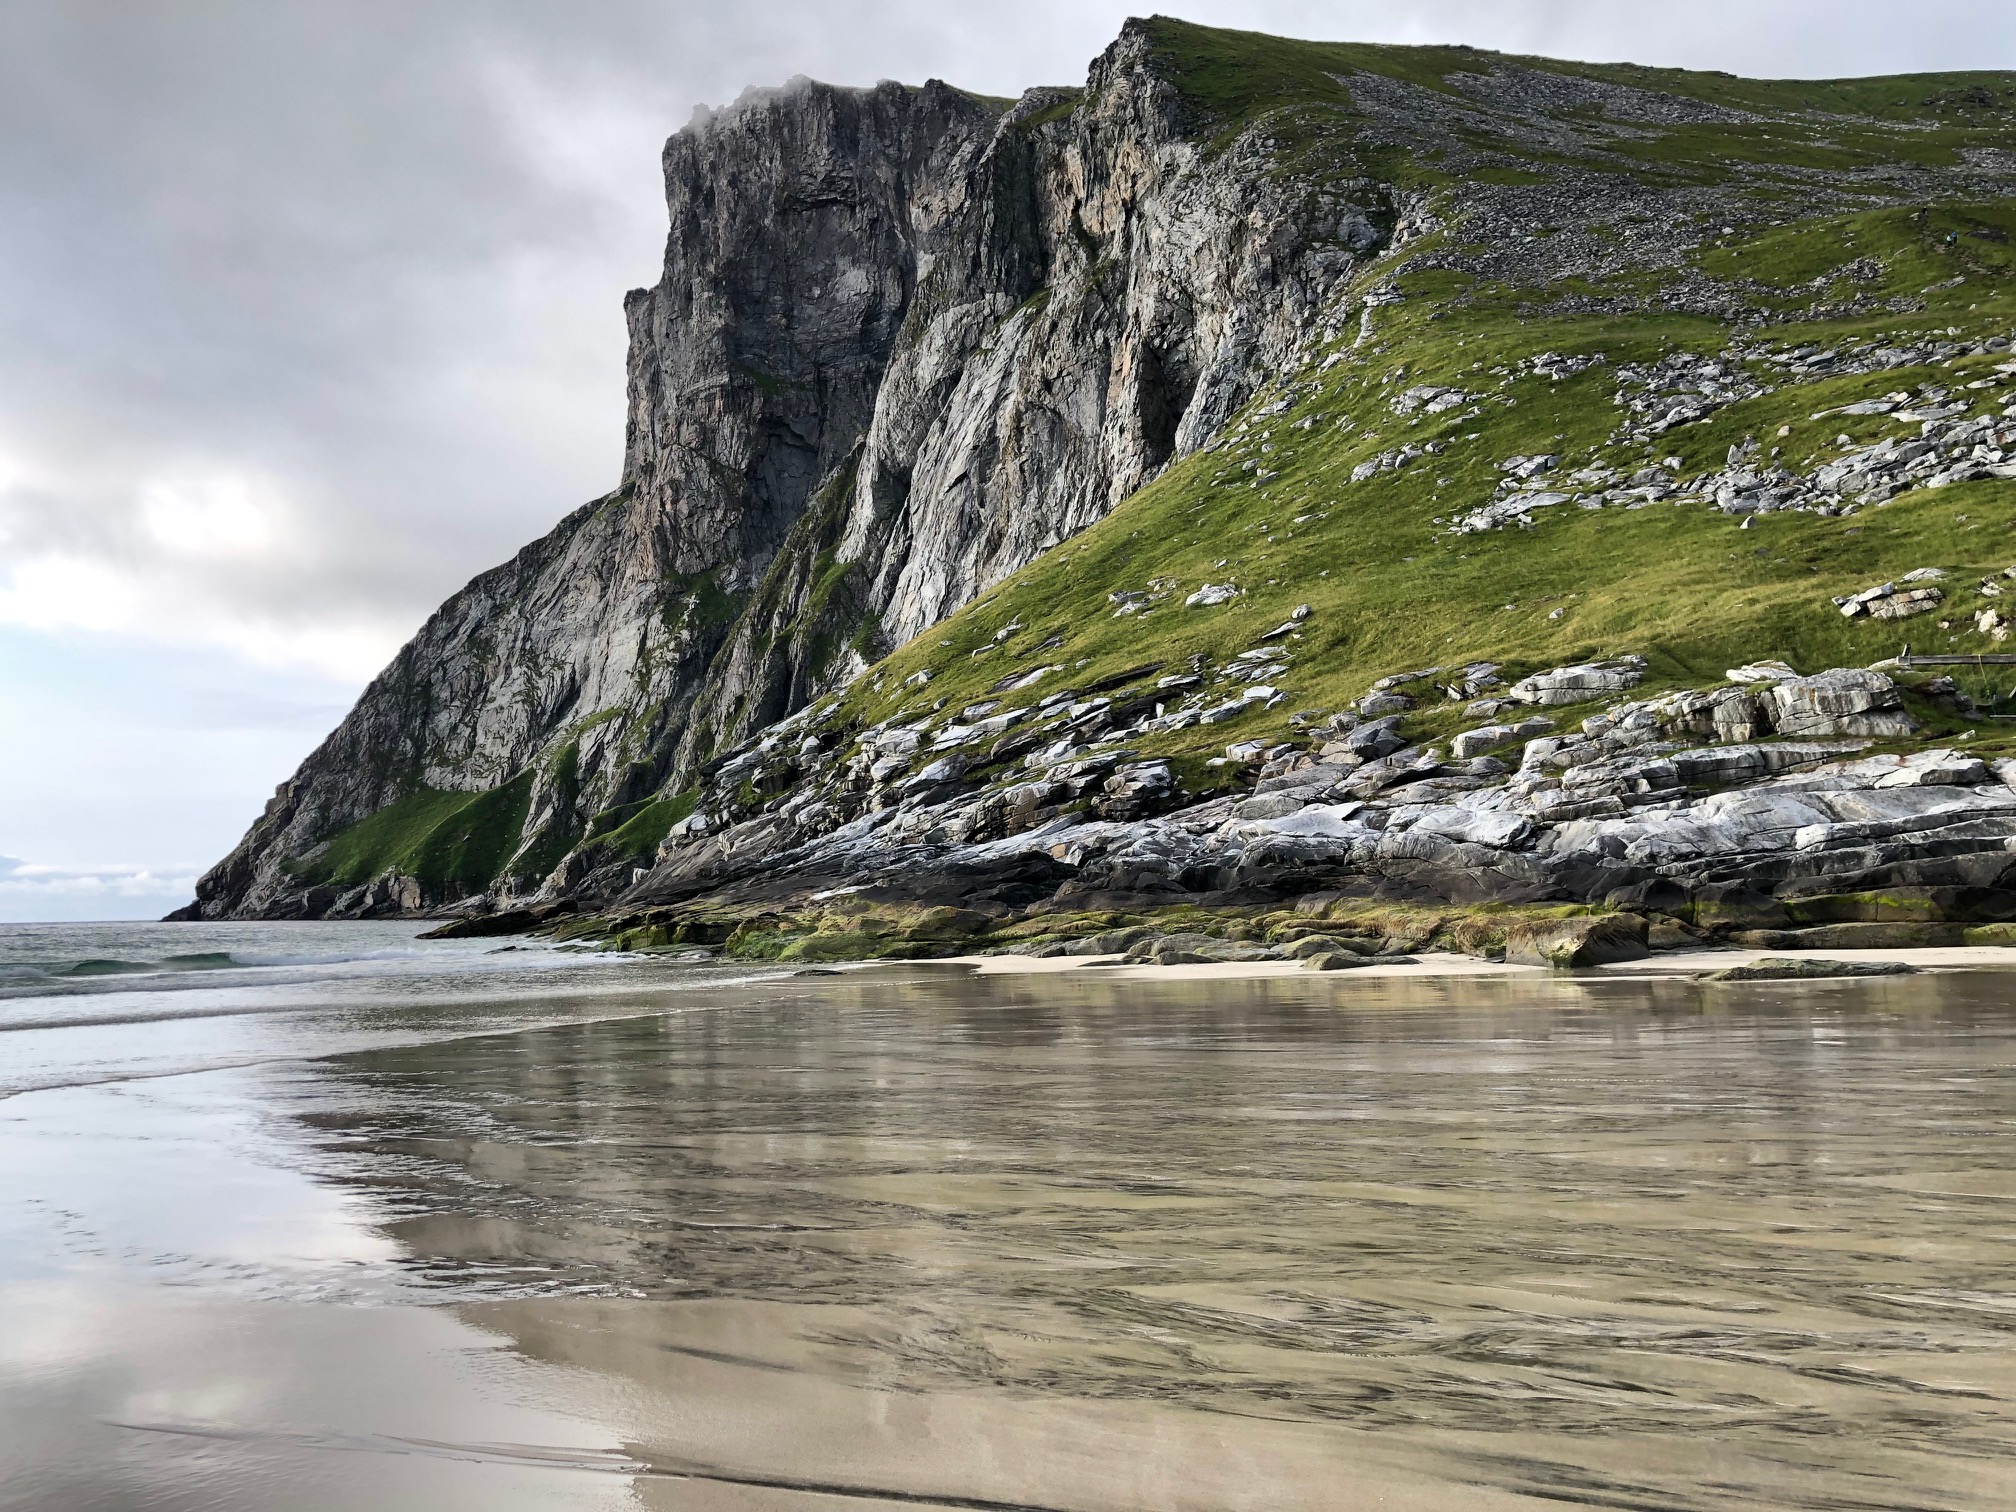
(298, 968, 2016, 1510)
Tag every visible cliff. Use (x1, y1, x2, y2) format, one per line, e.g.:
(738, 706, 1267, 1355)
(184, 20, 1391, 918)
(179, 19, 2016, 935)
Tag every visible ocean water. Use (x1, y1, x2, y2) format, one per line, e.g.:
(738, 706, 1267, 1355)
(0, 919, 751, 1097)
(3, 922, 2016, 1510)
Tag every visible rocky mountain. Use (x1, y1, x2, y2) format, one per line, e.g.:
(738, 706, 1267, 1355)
(183, 19, 1388, 919)
(179, 19, 2016, 953)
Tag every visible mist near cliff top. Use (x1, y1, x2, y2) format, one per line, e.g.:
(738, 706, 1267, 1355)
(2, 0, 2012, 918)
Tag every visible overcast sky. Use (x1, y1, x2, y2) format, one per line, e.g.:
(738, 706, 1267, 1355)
(3, 1, 2012, 921)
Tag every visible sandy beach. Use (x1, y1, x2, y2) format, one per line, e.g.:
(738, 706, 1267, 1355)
(11, 919, 2016, 1509)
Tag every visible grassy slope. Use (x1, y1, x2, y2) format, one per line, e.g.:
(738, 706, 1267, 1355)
(817, 21, 2016, 764)
(291, 774, 535, 894)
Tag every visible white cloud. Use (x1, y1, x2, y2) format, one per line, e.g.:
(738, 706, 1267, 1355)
(0, 548, 402, 682)
(139, 471, 282, 561)
(0, 856, 202, 924)
(0, 857, 198, 895)
(2, 2, 2010, 695)
(0, 449, 403, 679)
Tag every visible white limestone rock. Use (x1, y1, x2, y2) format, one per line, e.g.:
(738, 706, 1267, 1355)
(1761, 669, 1916, 739)
(1508, 656, 1647, 707)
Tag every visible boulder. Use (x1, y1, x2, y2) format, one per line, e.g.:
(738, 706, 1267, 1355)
(1285, 934, 1377, 959)
(1504, 913, 1650, 968)
(1082, 926, 1160, 954)
(1235, 794, 1308, 821)
(1733, 922, 1965, 950)
(1508, 657, 1646, 707)
(1127, 931, 1217, 962)
(1726, 661, 1798, 684)
(1098, 760, 1178, 819)
(778, 931, 888, 963)
(1871, 753, 1992, 788)
(1337, 716, 1409, 761)
(907, 907, 997, 939)
(1343, 750, 1444, 798)
(1638, 686, 1769, 744)
(1705, 958, 1918, 981)
(1868, 587, 1944, 620)
(1357, 692, 1415, 717)
(1126, 932, 1279, 966)
(1646, 916, 1704, 950)
(903, 754, 969, 791)
(1403, 807, 1534, 849)
(1256, 762, 1353, 797)
(1302, 951, 1372, 971)
(1760, 669, 1916, 739)
(1451, 716, 1554, 760)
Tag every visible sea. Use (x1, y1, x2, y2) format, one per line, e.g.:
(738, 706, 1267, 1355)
(2, 919, 2014, 1510)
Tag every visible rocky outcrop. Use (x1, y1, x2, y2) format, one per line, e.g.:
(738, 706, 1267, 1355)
(831, 38, 1382, 652)
(614, 718, 2016, 928)
(673, 30, 1390, 772)
(572, 653, 2016, 947)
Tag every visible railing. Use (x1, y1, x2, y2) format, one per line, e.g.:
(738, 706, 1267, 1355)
(1895, 645, 2016, 717)
(1897, 645, 2016, 668)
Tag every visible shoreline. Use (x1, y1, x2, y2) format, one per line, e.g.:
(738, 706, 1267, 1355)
(942, 944, 2016, 983)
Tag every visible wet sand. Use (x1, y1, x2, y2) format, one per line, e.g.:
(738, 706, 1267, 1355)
(7, 957, 2016, 1508)
(954, 943, 2016, 982)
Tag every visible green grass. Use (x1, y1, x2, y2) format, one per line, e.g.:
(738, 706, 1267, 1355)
(1133, 17, 2016, 204)
(294, 773, 536, 894)
(662, 568, 742, 633)
(587, 790, 699, 858)
(726, 27, 2013, 777)
(1692, 204, 2016, 294)
(1014, 92, 1082, 132)
(1141, 16, 2016, 134)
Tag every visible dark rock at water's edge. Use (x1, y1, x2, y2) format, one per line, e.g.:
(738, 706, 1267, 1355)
(1706, 958, 1921, 982)
(416, 902, 579, 940)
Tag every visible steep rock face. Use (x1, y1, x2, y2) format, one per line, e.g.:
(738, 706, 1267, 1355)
(181, 497, 620, 917)
(671, 25, 1391, 767)
(183, 78, 1005, 918)
(620, 78, 1000, 587)
(844, 35, 1382, 648)
(184, 21, 1389, 918)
